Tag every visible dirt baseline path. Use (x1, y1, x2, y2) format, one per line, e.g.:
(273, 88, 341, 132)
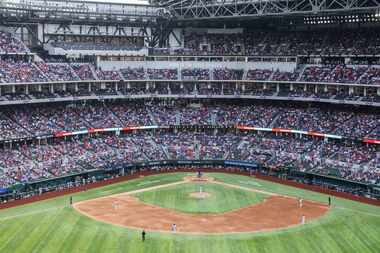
(74, 180, 329, 234)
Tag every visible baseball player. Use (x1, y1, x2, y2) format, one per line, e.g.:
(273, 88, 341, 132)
(171, 223, 177, 232)
(298, 198, 303, 208)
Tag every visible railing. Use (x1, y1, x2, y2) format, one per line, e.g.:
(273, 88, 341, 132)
(0, 93, 378, 109)
(1, 78, 380, 88)
(2, 0, 159, 18)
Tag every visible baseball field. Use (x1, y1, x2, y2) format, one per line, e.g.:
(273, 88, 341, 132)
(0, 172, 379, 253)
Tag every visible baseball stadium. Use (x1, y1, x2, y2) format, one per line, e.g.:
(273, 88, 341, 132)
(0, 0, 380, 252)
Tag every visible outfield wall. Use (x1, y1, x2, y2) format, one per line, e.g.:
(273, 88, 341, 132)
(1, 167, 379, 210)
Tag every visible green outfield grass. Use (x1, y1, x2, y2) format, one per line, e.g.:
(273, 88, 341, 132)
(134, 182, 266, 213)
(0, 172, 379, 253)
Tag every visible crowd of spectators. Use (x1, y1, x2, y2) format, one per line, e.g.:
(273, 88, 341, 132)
(110, 104, 154, 126)
(0, 113, 31, 141)
(300, 65, 335, 83)
(71, 63, 96, 80)
(326, 65, 368, 84)
(213, 68, 244, 80)
(359, 67, 380, 85)
(246, 69, 272, 81)
(2, 29, 380, 87)
(182, 33, 243, 55)
(333, 113, 380, 139)
(0, 59, 48, 83)
(0, 102, 378, 141)
(120, 67, 146, 80)
(147, 68, 178, 80)
(95, 68, 121, 80)
(273, 107, 353, 133)
(1, 56, 380, 85)
(181, 68, 210, 80)
(37, 62, 79, 82)
(44, 29, 380, 57)
(0, 59, 126, 83)
(0, 32, 29, 54)
(271, 70, 300, 81)
(178, 29, 380, 56)
(215, 105, 279, 127)
(0, 131, 378, 188)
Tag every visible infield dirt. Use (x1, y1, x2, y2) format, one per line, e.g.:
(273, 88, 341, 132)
(74, 178, 329, 234)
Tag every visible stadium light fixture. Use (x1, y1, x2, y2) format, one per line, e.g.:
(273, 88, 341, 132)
(376, 9, 380, 18)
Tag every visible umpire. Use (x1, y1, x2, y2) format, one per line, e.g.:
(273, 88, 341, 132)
(142, 230, 146, 242)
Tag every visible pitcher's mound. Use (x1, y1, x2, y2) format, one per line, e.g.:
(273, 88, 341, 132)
(184, 176, 214, 182)
(189, 192, 211, 199)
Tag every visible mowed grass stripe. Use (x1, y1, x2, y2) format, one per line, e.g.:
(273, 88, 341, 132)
(55, 208, 89, 253)
(93, 223, 129, 253)
(0, 212, 30, 243)
(23, 209, 68, 253)
(0, 213, 45, 252)
(28, 209, 71, 253)
(352, 222, 379, 253)
(42, 212, 101, 253)
(313, 211, 358, 252)
(322, 216, 365, 253)
(0, 211, 52, 252)
(116, 228, 131, 253)
(86, 225, 112, 253)
(345, 213, 380, 253)
(3, 209, 59, 249)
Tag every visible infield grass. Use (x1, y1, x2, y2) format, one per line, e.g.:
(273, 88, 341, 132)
(0, 172, 379, 253)
(134, 182, 266, 213)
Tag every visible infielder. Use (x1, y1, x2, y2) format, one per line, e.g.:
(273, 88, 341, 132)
(301, 215, 306, 225)
(298, 198, 303, 208)
(171, 223, 177, 232)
